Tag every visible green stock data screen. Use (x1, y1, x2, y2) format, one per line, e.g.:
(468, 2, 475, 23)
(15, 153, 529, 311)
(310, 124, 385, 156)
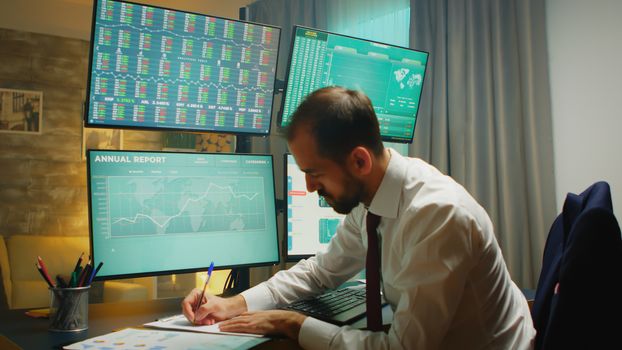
(87, 150, 279, 279)
(280, 26, 428, 143)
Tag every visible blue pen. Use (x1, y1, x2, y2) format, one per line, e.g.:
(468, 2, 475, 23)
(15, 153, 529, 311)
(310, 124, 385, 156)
(87, 261, 104, 286)
(193, 261, 214, 324)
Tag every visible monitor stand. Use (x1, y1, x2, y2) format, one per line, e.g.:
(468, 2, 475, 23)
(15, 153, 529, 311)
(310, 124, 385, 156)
(221, 268, 250, 297)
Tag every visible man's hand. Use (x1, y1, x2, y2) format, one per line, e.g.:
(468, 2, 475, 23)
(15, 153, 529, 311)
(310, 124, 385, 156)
(218, 310, 308, 340)
(181, 289, 247, 325)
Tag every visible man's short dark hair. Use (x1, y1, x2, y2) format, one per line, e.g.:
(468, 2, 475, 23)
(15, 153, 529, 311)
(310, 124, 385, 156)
(285, 86, 384, 163)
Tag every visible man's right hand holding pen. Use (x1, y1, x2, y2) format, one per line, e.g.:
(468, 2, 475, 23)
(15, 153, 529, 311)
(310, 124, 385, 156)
(181, 290, 247, 326)
(181, 290, 306, 339)
(179, 260, 306, 339)
(180, 262, 248, 325)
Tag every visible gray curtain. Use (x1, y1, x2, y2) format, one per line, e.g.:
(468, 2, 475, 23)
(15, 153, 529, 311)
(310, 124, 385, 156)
(410, 0, 557, 288)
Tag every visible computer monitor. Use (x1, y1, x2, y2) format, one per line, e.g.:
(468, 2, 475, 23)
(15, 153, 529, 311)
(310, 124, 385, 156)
(279, 26, 429, 143)
(86, 150, 279, 279)
(85, 0, 281, 136)
(285, 154, 346, 261)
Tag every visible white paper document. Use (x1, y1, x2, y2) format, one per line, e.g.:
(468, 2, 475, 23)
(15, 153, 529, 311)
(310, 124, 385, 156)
(63, 328, 268, 350)
(144, 313, 263, 338)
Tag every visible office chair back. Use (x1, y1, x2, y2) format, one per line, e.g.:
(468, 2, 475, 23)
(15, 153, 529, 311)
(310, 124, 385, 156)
(532, 181, 622, 349)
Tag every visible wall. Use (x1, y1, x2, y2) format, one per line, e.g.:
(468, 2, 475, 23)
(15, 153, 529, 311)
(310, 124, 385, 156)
(0, 0, 254, 40)
(0, 28, 90, 236)
(0, 28, 165, 237)
(547, 0, 622, 220)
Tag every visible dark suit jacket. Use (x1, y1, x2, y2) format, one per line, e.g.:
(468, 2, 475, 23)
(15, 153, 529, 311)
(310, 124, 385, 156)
(532, 181, 622, 349)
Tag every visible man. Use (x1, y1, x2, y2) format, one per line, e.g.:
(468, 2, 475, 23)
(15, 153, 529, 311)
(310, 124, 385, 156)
(182, 87, 535, 349)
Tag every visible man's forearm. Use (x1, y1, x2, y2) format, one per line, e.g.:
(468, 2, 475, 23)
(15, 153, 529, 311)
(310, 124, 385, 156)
(227, 294, 249, 316)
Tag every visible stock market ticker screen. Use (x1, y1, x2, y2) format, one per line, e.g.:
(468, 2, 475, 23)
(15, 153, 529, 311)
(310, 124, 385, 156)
(280, 26, 428, 143)
(85, 0, 280, 135)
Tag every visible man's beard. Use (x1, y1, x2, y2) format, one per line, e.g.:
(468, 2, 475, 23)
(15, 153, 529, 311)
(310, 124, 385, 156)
(318, 174, 364, 215)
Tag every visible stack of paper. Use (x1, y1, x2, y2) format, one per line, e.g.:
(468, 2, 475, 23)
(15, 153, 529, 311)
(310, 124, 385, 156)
(143, 314, 263, 338)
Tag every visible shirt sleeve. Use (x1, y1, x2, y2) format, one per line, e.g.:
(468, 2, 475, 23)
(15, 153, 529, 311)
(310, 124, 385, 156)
(245, 208, 368, 309)
(240, 283, 276, 312)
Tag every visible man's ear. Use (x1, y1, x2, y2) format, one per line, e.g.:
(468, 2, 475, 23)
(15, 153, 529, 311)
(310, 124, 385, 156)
(348, 147, 373, 176)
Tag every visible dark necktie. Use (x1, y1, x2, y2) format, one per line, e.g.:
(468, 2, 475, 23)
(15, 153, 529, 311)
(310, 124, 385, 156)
(365, 211, 382, 331)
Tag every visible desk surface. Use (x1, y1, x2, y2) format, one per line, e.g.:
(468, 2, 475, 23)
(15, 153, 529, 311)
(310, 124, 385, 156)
(0, 298, 180, 349)
(0, 298, 301, 350)
(0, 298, 392, 349)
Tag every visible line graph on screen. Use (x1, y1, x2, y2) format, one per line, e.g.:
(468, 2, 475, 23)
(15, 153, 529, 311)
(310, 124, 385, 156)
(105, 176, 266, 237)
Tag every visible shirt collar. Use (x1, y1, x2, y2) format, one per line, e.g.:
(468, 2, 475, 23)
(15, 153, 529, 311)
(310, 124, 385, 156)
(368, 148, 406, 219)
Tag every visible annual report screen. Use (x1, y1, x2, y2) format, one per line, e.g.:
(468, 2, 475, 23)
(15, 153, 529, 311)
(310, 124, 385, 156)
(87, 150, 279, 278)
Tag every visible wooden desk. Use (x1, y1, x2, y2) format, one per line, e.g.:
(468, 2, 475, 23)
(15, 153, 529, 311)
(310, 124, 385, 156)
(0, 298, 302, 349)
(0, 298, 392, 349)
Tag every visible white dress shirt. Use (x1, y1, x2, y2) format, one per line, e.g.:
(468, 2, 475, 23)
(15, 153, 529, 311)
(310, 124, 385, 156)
(242, 149, 535, 349)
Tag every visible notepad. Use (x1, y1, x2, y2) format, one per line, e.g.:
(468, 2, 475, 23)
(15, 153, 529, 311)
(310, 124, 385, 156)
(63, 328, 267, 350)
(144, 314, 263, 338)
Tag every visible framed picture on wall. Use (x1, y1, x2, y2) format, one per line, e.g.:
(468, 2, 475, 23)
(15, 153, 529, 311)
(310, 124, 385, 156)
(0, 88, 43, 134)
(82, 127, 123, 160)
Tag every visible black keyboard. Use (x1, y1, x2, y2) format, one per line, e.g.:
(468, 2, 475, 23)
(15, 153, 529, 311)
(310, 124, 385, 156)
(282, 287, 370, 325)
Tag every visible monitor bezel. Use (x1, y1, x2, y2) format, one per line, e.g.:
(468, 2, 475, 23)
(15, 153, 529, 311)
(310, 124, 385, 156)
(86, 149, 281, 281)
(277, 25, 429, 144)
(84, 0, 282, 137)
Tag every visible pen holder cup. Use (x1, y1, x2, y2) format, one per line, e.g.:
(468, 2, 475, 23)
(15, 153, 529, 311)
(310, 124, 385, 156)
(48, 286, 90, 332)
